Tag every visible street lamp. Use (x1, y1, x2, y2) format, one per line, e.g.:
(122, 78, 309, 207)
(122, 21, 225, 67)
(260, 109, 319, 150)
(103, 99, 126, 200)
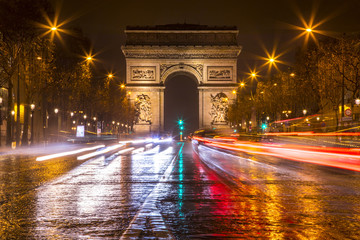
(302, 28, 346, 118)
(303, 109, 307, 116)
(30, 104, 35, 145)
(54, 108, 59, 141)
(127, 92, 131, 134)
(83, 114, 87, 131)
(11, 110, 15, 145)
(0, 97, 2, 146)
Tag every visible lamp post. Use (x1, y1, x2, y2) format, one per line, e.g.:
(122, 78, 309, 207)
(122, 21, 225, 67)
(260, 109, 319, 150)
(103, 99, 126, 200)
(93, 116, 97, 132)
(83, 114, 87, 135)
(54, 108, 59, 141)
(11, 110, 15, 146)
(127, 91, 131, 134)
(0, 97, 2, 146)
(341, 33, 345, 119)
(302, 28, 346, 120)
(30, 104, 35, 145)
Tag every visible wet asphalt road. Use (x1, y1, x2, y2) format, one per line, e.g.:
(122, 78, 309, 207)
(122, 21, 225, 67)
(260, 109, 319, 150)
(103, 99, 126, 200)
(1, 141, 360, 239)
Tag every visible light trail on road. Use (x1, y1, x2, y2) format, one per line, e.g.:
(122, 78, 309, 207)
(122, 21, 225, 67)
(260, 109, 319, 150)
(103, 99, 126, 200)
(36, 145, 105, 161)
(193, 136, 360, 171)
(77, 144, 124, 160)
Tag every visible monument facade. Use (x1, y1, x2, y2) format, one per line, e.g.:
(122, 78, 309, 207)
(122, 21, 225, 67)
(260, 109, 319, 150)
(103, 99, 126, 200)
(121, 24, 242, 133)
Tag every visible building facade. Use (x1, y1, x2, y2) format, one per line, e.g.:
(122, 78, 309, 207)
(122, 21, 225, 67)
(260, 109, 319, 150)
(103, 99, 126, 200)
(122, 24, 242, 133)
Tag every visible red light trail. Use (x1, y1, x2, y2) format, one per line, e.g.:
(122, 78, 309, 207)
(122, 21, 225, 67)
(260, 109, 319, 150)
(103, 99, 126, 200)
(192, 136, 360, 172)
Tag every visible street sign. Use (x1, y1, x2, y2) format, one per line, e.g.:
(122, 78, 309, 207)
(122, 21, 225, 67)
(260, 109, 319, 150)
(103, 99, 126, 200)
(76, 125, 85, 137)
(341, 117, 352, 122)
(345, 108, 352, 116)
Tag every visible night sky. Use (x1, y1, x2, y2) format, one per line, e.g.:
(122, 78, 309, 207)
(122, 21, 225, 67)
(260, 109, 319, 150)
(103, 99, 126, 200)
(55, 0, 360, 76)
(53, 0, 360, 132)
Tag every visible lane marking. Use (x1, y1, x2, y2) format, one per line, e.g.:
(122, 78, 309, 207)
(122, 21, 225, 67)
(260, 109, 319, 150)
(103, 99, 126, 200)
(120, 143, 183, 239)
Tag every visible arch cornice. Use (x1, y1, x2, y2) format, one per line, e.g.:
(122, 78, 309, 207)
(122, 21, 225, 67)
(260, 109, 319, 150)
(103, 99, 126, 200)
(160, 63, 203, 84)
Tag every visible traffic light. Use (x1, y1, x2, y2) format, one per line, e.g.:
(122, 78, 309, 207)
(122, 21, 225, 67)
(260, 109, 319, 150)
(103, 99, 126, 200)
(178, 119, 184, 141)
(261, 123, 267, 130)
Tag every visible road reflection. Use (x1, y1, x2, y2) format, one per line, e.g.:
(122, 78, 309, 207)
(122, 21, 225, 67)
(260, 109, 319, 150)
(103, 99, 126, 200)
(192, 142, 360, 238)
(34, 143, 177, 239)
(35, 155, 128, 238)
(0, 153, 89, 239)
(1, 140, 360, 238)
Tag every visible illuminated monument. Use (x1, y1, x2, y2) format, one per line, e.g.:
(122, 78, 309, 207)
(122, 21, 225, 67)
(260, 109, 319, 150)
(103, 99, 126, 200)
(122, 24, 242, 133)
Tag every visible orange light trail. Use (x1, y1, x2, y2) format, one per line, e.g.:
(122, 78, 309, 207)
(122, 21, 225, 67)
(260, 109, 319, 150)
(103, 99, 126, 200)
(265, 132, 360, 137)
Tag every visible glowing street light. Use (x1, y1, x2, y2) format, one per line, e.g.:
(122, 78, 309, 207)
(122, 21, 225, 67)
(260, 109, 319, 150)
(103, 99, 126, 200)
(120, 83, 126, 89)
(30, 104, 35, 145)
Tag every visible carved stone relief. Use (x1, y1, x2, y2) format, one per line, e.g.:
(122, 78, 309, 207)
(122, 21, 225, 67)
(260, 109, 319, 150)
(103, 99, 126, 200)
(131, 66, 155, 81)
(135, 94, 152, 124)
(210, 92, 229, 124)
(207, 66, 232, 81)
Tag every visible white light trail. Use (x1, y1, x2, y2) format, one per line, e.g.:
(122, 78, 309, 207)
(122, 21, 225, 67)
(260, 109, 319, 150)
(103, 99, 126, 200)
(152, 137, 173, 143)
(77, 144, 124, 160)
(118, 138, 152, 144)
(132, 147, 145, 155)
(36, 145, 105, 161)
(117, 147, 135, 155)
(145, 143, 153, 149)
(118, 137, 172, 145)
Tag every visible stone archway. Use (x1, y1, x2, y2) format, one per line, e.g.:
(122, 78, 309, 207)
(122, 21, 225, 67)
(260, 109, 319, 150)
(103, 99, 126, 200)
(122, 24, 241, 134)
(164, 72, 199, 135)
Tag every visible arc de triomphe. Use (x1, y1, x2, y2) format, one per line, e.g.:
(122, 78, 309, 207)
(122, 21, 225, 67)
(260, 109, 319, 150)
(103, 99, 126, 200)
(121, 24, 242, 134)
